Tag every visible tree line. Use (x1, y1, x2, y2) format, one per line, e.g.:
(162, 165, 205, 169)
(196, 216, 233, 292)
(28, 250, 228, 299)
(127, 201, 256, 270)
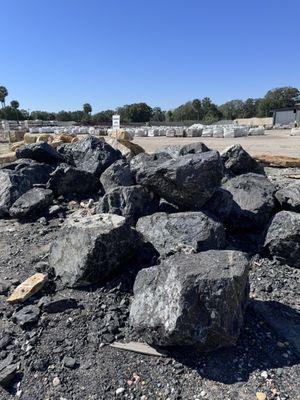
(0, 86, 299, 124)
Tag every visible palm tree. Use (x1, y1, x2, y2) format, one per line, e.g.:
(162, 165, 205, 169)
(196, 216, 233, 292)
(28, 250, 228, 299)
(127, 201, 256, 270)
(0, 86, 8, 108)
(83, 103, 92, 114)
(10, 100, 20, 123)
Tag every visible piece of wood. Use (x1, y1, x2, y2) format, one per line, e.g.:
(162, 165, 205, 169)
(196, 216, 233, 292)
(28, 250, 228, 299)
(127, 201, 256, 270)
(254, 154, 300, 168)
(110, 341, 168, 357)
(7, 273, 48, 304)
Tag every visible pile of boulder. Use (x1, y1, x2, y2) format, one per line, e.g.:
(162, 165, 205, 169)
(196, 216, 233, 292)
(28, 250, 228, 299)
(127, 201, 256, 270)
(1, 136, 299, 354)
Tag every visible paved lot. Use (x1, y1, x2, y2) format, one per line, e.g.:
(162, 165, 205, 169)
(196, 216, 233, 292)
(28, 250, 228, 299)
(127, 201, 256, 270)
(133, 129, 300, 157)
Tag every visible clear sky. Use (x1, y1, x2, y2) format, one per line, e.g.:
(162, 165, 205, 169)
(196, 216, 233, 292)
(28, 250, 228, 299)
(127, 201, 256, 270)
(1, 0, 299, 113)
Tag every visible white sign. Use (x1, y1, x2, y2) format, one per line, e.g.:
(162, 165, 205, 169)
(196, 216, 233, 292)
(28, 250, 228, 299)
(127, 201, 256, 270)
(112, 114, 120, 129)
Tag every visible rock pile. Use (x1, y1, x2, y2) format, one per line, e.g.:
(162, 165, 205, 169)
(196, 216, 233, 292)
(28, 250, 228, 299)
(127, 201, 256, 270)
(0, 136, 299, 394)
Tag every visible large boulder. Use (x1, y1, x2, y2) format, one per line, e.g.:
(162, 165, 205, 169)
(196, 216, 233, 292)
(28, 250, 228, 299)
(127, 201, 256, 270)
(100, 159, 135, 192)
(131, 151, 223, 209)
(221, 145, 263, 177)
(48, 164, 100, 197)
(16, 142, 65, 165)
(105, 137, 144, 160)
(130, 250, 249, 350)
(98, 185, 159, 225)
(57, 136, 122, 176)
(0, 170, 31, 218)
(9, 188, 53, 220)
(136, 212, 226, 257)
(21, 163, 54, 186)
(201, 188, 234, 222)
(49, 214, 142, 287)
(222, 173, 276, 230)
(275, 182, 300, 212)
(155, 142, 210, 158)
(263, 211, 300, 268)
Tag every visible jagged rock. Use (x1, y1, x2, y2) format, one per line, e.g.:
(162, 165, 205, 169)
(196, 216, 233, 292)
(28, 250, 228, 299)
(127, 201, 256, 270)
(130, 250, 249, 350)
(0, 279, 10, 295)
(131, 151, 223, 209)
(263, 210, 300, 268)
(48, 164, 100, 197)
(136, 212, 226, 257)
(13, 305, 40, 327)
(39, 297, 78, 313)
(57, 136, 122, 176)
(221, 144, 263, 177)
(222, 173, 276, 230)
(16, 142, 65, 164)
(7, 273, 48, 303)
(275, 182, 300, 212)
(98, 185, 159, 225)
(0, 158, 37, 171)
(0, 170, 31, 218)
(9, 188, 53, 219)
(0, 354, 18, 388)
(105, 137, 144, 160)
(21, 163, 54, 186)
(202, 188, 234, 222)
(156, 142, 210, 158)
(49, 214, 142, 287)
(100, 159, 135, 192)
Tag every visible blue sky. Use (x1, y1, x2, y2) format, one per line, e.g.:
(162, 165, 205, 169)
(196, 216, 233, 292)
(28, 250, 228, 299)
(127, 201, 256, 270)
(1, 0, 299, 113)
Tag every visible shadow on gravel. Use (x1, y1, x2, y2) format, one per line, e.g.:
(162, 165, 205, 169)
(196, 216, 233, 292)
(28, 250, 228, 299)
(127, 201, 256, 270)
(168, 301, 300, 384)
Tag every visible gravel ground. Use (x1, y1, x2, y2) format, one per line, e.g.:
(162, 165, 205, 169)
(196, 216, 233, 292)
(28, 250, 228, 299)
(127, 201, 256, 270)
(0, 168, 299, 400)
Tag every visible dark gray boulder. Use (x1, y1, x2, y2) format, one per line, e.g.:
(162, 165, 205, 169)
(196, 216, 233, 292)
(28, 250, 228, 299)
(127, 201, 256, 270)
(131, 151, 223, 209)
(263, 210, 300, 268)
(222, 173, 276, 230)
(0, 158, 37, 171)
(221, 144, 263, 177)
(202, 188, 234, 222)
(49, 213, 142, 287)
(98, 185, 159, 225)
(57, 136, 122, 176)
(9, 188, 53, 220)
(0, 170, 31, 218)
(21, 163, 54, 186)
(100, 159, 135, 192)
(136, 212, 226, 257)
(16, 142, 65, 165)
(130, 250, 249, 350)
(0, 354, 18, 388)
(275, 182, 300, 212)
(48, 164, 100, 197)
(13, 305, 40, 327)
(155, 142, 210, 158)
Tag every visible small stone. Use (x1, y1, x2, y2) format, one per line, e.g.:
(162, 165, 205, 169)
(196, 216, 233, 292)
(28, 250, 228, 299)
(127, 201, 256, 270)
(53, 376, 61, 387)
(256, 393, 266, 400)
(116, 387, 125, 395)
(13, 305, 40, 327)
(62, 356, 76, 369)
(200, 391, 206, 397)
(260, 371, 268, 379)
(7, 273, 48, 304)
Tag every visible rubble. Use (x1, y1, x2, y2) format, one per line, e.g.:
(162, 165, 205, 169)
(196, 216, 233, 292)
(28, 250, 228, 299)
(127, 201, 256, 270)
(7, 273, 48, 303)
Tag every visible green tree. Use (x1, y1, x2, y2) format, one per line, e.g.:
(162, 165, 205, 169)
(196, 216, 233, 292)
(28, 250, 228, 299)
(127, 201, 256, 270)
(218, 99, 244, 120)
(192, 99, 203, 120)
(243, 98, 260, 118)
(83, 103, 92, 114)
(258, 87, 299, 117)
(0, 86, 8, 108)
(151, 107, 165, 122)
(118, 103, 152, 123)
(10, 100, 20, 123)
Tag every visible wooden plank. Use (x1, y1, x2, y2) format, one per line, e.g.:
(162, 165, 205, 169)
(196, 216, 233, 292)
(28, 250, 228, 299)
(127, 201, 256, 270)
(110, 341, 168, 357)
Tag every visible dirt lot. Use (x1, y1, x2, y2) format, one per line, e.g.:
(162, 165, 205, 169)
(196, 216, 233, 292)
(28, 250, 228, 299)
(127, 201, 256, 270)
(133, 130, 300, 157)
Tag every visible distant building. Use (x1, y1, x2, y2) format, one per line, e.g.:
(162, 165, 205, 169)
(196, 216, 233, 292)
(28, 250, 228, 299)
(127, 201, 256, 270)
(273, 105, 300, 126)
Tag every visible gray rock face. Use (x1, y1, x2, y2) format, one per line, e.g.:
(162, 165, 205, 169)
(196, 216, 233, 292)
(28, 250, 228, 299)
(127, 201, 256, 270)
(202, 188, 234, 222)
(13, 305, 40, 327)
(131, 151, 223, 209)
(0, 354, 18, 388)
(57, 136, 122, 176)
(16, 142, 65, 164)
(222, 173, 276, 230)
(275, 182, 300, 212)
(136, 212, 226, 257)
(130, 250, 249, 350)
(48, 164, 100, 196)
(9, 188, 53, 219)
(263, 211, 300, 268)
(221, 145, 263, 177)
(100, 159, 135, 192)
(21, 163, 54, 186)
(156, 142, 210, 158)
(98, 185, 159, 225)
(49, 214, 142, 287)
(0, 170, 31, 217)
